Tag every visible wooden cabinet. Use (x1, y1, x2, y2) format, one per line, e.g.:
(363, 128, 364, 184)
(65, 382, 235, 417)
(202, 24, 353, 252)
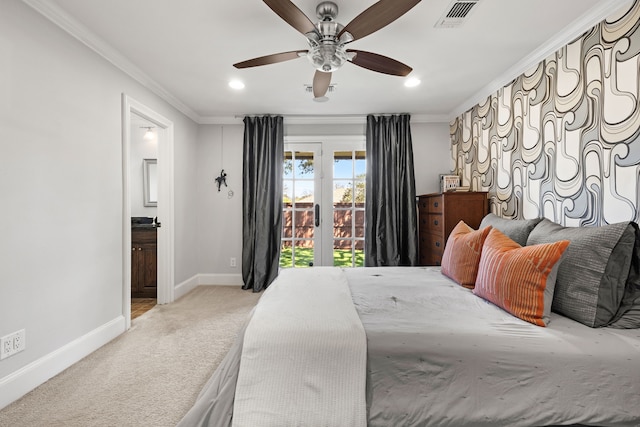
(131, 227, 157, 298)
(417, 192, 488, 266)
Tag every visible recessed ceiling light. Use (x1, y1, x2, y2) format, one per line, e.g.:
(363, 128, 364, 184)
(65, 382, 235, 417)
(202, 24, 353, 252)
(229, 80, 245, 90)
(404, 77, 421, 88)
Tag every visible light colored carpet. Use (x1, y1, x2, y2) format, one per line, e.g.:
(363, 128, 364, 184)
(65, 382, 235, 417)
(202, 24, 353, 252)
(0, 286, 260, 427)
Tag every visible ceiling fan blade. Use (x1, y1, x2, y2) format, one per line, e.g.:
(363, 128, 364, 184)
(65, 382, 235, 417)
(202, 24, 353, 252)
(347, 50, 412, 76)
(263, 0, 317, 36)
(313, 70, 332, 98)
(234, 50, 307, 68)
(338, 0, 421, 41)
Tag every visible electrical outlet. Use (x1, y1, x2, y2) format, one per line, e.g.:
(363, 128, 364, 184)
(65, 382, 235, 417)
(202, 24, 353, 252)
(13, 329, 25, 353)
(0, 335, 13, 360)
(230, 257, 237, 267)
(0, 329, 26, 360)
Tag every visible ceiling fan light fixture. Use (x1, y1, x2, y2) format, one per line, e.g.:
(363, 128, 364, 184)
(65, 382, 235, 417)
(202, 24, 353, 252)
(228, 79, 245, 90)
(307, 43, 350, 72)
(404, 77, 421, 87)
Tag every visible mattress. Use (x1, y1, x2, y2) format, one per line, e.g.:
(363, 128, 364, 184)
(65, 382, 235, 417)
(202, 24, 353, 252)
(177, 267, 640, 427)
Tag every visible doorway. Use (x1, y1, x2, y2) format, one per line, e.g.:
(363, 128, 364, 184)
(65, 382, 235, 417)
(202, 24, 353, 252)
(280, 137, 365, 268)
(130, 114, 158, 319)
(122, 94, 175, 330)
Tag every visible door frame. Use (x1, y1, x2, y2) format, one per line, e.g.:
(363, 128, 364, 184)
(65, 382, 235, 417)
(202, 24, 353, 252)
(318, 139, 366, 266)
(122, 94, 175, 330)
(284, 135, 365, 266)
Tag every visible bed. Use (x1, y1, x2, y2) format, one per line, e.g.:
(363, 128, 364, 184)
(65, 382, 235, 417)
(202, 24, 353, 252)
(177, 217, 640, 427)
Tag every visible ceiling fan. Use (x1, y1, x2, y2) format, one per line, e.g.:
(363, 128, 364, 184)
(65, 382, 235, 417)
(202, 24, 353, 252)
(233, 0, 421, 101)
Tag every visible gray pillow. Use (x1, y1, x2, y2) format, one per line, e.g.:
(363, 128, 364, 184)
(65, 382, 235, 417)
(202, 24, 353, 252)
(608, 222, 640, 329)
(479, 213, 542, 246)
(527, 218, 637, 327)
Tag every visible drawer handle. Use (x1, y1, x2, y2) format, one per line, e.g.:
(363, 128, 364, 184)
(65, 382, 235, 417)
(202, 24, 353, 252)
(433, 202, 439, 208)
(433, 220, 438, 226)
(435, 241, 441, 247)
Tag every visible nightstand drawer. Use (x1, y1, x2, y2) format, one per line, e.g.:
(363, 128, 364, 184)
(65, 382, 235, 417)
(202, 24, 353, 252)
(420, 232, 444, 255)
(419, 250, 442, 266)
(426, 197, 443, 213)
(418, 197, 443, 214)
(426, 214, 443, 234)
(419, 212, 443, 233)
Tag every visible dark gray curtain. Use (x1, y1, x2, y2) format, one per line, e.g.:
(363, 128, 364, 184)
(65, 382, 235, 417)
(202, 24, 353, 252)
(242, 116, 284, 292)
(365, 114, 418, 266)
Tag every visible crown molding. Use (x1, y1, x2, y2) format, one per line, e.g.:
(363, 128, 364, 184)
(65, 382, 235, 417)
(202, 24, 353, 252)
(21, 0, 203, 124)
(447, 0, 634, 120)
(200, 113, 449, 126)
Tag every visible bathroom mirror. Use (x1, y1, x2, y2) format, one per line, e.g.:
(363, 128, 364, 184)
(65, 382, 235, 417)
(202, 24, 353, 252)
(143, 158, 158, 207)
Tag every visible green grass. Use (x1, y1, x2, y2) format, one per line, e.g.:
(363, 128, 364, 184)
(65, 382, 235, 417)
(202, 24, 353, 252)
(280, 247, 364, 268)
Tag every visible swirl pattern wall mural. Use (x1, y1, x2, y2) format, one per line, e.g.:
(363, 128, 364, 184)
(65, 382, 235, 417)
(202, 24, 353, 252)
(451, 1, 640, 226)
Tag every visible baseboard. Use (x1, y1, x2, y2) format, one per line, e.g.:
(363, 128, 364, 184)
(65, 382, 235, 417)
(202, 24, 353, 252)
(174, 273, 244, 300)
(174, 274, 200, 300)
(198, 273, 243, 286)
(0, 315, 125, 410)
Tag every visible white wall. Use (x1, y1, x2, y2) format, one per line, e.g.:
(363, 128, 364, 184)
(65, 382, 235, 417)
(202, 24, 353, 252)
(195, 120, 450, 276)
(196, 124, 244, 276)
(0, 0, 199, 400)
(411, 122, 453, 195)
(173, 121, 200, 285)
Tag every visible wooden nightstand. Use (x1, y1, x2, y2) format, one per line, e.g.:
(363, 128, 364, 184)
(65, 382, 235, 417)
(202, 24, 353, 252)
(417, 192, 488, 266)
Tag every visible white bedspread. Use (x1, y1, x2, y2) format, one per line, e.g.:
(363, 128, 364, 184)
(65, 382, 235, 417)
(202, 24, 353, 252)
(232, 267, 367, 427)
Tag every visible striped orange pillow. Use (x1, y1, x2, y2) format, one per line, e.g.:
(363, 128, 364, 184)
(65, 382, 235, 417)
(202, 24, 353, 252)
(473, 228, 570, 326)
(441, 221, 492, 288)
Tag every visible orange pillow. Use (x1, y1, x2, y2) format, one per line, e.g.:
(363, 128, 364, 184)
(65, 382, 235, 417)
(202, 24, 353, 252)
(441, 221, 492, 288)
(473, 228, 570, 326)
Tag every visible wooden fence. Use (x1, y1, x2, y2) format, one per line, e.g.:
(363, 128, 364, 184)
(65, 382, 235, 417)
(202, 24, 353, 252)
(282, 202, 364, 249)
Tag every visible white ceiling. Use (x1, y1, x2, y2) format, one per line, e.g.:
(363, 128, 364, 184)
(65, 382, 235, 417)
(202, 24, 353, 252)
(25, 0, 627, 123)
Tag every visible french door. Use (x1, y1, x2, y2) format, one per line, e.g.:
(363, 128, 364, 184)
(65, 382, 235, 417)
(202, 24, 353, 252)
(281, 138, 365, 268)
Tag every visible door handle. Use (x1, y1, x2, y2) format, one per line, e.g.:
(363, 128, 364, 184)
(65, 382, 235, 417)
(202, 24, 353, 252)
(315, 204, 320, 227)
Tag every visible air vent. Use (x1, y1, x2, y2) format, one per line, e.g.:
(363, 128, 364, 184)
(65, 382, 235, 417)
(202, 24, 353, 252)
(304, 84, 336, 93)
(434, 0, 480, 28)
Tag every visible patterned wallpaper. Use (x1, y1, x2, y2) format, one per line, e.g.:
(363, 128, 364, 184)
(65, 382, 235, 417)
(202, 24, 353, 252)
(450, 1, 640, 226)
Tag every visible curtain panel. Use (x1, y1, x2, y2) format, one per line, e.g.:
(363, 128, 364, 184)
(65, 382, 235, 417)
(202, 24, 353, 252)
(365, 114, 418, 266)
(242, 115, 284, 292)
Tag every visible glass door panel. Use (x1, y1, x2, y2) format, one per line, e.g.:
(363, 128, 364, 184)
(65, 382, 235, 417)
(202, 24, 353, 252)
(281, 148, 320, 268)
(332, 150, 366, 267)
